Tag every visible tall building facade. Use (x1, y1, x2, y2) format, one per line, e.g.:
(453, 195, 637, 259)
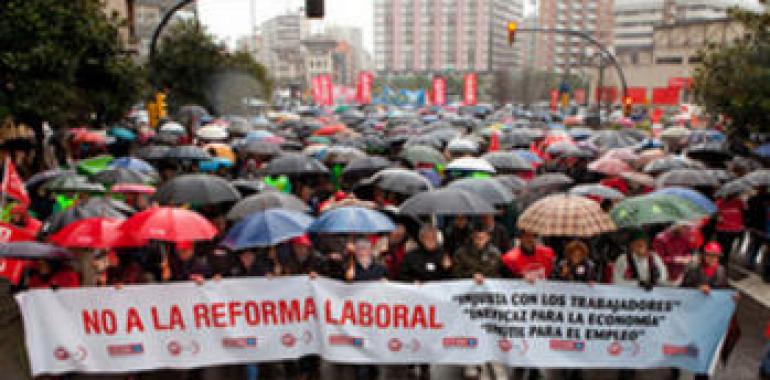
(614, 0, 754, 59)
(374, 0, 524, 74)
(535, 0, 615, 73)
(259, 10, 311, 85)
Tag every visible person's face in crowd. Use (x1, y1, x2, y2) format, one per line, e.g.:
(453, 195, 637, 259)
(630, 238, 649, 257)
(454, 216, 468, 229)
(520, 231, 536, 251)
(239, 251, 256, 269)
(566, 246, 586, 265)
(420, 229, 439, 251)
(135, 194, 151, 210)
(389, 224, 406, 245)
(292, 243, 310, 262)
(482, 214, 494, 228)
(211, 215, 227, 234)
(354, 241, 373, 264)
(703, 252, 720, 267)
(299, 184, 313, 202)
(472, 230, 490, 249)
(672, 224, 688, 237)
(91, 254, 109, 273)
(177, 246, 195, 262)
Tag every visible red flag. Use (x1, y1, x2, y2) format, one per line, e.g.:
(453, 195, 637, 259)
(626, 87, 648, 104)
(2, 157, 29, 205)
(432, 76, 446, 106)
(463, 73, 478, 106)
(550, 89, 559, 111)
(573, 89, 586, 105)
(652, 87, 680, 105)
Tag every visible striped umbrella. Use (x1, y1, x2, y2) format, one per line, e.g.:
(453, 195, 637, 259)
(517, 194, 617, 237)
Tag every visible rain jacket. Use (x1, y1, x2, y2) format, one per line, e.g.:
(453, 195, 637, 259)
(398, 246, 452, 282)
(501, 245, 555, 279)
(452, 242, 502, 278)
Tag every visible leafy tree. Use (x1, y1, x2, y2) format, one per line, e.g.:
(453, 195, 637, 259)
(149, 21, 272, 115)
(0, 0, 144, 129)
(693, 2, 770, 143)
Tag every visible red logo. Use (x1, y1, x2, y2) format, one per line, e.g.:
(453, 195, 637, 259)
(166, 340, 199, 356)
(608, 342, 623, 356)
(328, 335, 364, 347)
(442, 337, 478, 349)
(388, 338, 403, 352)
(167, 341, 182, 356)
(54, 347, 69, 361)
(282, 333, 297, 348)
(662, 344, 698, 358)
(549, 340, 585, 352)
(222, 337, 257, 349)
(107, 343, 144, 357)
(499, 339, 513, 352)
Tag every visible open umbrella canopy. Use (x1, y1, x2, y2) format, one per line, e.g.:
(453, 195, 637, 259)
(643, 156, 704, 174)
(743, 169, 770, 187)
(314, 124, 351, 136)
(49, 217, 123, 249)
(447, 138, 479, 154)
(446, 157, 496, 174)
(309, 207, 395, 234)
(43, 197, 134, 235)
(589, 129, 645, 150)
(222, 209, 314, 250)
(134, 145, 171, 161)
(447, 178, 514, 205)
(653, 187, 717, 214)
(513, 150, 544, 165)
(569, 184, 626, 200)
(242, 140, 282, 156)
(610, 194, 708, 228)
(342, 157, 392, 178)
(481, 152, 532, 172)
(91, 168, 155, 186)
(716, 178, 754, 198)
(76, 155, 113, 176)
(164, 145, 212, 161)
(661, 126, 691, 140)
(588, 157, 631, 176)
(263, 153, 329, 176)
(686, 142, 731, 162)
(196, 125, 228, 141)
(118, 207, 218, 245)
(524, 173, 574, 191)
(110, 183, 156, 195)
(322, 146, 367, 165)
(495, 175, 527, 193)
(109, 157, 158, 175)
(601, 148, 639, 163)
(227, 192, 310, 221)
(154, 174, 241, 206)
(399, 145, 445, 166)
(367, 168, 433, 196)
(399, 188, 496, 216)
(656, 169, 720, 188)
(517, 194, 616, 237)
(0, 242, 73, 260)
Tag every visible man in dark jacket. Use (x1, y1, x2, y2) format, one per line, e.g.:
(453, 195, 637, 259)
(453, 222, 502, 279)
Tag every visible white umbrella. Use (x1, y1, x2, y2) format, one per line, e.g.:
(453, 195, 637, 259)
(660, 126, 691, 139)
(447, 138, 479, 154)
(446, 157, 496, 174)
(159, 122, 185, 135)
(196, 125, 229, 140)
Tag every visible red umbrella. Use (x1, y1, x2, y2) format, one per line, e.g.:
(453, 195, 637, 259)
(71, 129, 107, 145)
(588, 157, 631, 176)
(0, 222, 35, 242)
(313, 124, 351, 136)
(117, 207, 217, 246)
(49, 217, 122, 249)
(110, 183, 156, 195)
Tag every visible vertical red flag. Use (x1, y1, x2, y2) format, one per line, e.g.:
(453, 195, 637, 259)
(573, 89, 586, 105)
(652, 87, 680, 105)
(432, 76, 446, 106)
(2, 157, 29, 205)
(550, 89, 559, 112)
(358, 71, 373, 104)
(463, 73, 478, 106)
(626, 87, 648, 104)
(323, 74, 334, 106)
(312, 76, 323, 105)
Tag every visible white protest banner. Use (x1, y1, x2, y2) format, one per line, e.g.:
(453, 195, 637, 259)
(16, 277, 735, 376)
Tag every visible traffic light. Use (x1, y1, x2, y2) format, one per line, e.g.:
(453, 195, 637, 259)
(155, 92, 167, 120)
(623, 96, 633, 117)
(507, 22, 517, 46)
(306, 0, 324, 18)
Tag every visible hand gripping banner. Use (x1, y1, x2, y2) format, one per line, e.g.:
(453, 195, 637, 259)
(16, 277, 735, 376)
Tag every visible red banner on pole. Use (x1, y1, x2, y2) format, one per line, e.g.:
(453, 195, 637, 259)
(432, 76, 446, 106)
(550, 89, 559, 112)
(323, 74, 334, 106)
(355, 71, 373, 105)
(652, 87, 680, 105)
(668, 77, 693, 89)
(463, 73, 478, 106)
(573, 89, 586, 105)
(626, 87, 648, 105)
(595, 87, 618, 104)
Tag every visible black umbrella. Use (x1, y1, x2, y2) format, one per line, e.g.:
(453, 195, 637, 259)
(686, 142, 731, 163)
(404, 135, 443, 150)
(134, 145, 171, 161)
(519, 173, 575, 206)
(447, 178, 514, 205)
(589, 130, 645, 150)
(91, 168, 155, 186)
(715, 178, 754, 198)
(43, 197, 133, 235)
(0, 242, 73, 260)
(744, 169, 770, 187)
(495, 175, 527, 193)
(26, 169, 75, 190)
(231, 179, 275, 197)
(164, 145, 212, 161)
(705, 169, 735, 183)
(342, 157, 392, 179)
(400, 188, 496, 216)
(242, 140, 282, 156)
(45, 175, 105, 193)
(154, 174, 241, 206)
(368, 168, 433, 196)
(482, 152, 532, 172)
(227, 192, 310, 221)
(264, 153, 329, 176)
(225, 116, 251, 137)
(323, 146, 367, 165)
(500, 130, 537, 148)
(643, 156, 705, 174)
(656, 169, 721, 188)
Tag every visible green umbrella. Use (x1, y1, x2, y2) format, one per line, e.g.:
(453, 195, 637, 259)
(610, 194, 707, 228)
(334, 105, 351, 114)
(307, 136, 332, 145)
(76, 155, 114, 176)
(399, 145, 446, 166)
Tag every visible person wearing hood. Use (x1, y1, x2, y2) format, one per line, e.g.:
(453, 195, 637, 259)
(613, 230, 669, 289)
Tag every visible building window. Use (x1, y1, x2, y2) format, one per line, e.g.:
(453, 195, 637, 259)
(656, 56, 683, 64)
(688, 56, 702, 64)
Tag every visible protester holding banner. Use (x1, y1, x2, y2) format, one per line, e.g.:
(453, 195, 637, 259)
(613, 231, 668, 289)
(398, 225, 452, 284)
(552, 240, 598, 284)
(501, 230, 556, 281)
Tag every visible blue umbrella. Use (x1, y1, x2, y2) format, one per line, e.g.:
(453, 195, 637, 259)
(310, 207, 395, 234)
(222, 209, 314, 250)
(513, 150, 543, 165)
(636, 138, 663, 150)
(0, 242, 73, 260)
(110, 157, 156, 174)
(246, 130, 274, 142)
(108, 127, 136, 141)
(199, 158, 234, 173)
(754, 143, 770, 158)
(653, 187, 717, 214)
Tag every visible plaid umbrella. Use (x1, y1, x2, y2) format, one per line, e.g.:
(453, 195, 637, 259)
(656, 169, 720, 188)
(588, 158, 631, 176)
(517, 194, 616, 237)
